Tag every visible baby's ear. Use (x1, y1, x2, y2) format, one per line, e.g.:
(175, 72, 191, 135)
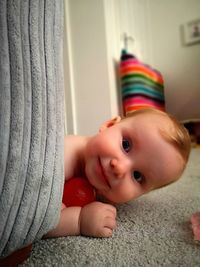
(99, 116, 121, 132)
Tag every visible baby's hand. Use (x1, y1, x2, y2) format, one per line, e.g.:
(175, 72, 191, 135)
(79, 201, 117, 237)
(191, 212, 200, 241)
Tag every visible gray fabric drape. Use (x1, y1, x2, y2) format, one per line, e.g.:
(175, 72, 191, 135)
(0, 0, 64, 257)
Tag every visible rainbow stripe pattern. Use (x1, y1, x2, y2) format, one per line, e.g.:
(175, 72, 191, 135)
(120, 49, 165, 116)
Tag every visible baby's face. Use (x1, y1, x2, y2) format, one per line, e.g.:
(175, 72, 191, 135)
(84, 113, 184, 203)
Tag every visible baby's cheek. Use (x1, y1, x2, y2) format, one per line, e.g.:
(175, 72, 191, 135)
(86, 137, 102, 156)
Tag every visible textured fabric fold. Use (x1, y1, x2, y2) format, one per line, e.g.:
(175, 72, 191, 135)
(0, 0, 64, 257)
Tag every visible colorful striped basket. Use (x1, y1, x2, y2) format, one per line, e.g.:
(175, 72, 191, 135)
(120, 49, 165, 116)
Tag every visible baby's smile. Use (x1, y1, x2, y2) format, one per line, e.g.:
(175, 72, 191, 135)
(95, 157, 110, 190)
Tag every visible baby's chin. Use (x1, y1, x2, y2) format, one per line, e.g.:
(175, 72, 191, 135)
(96, 194, 110, 203)
(95, 191, 116, 204)
(97, 192, 130, 205)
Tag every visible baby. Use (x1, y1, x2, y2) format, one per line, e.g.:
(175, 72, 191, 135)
(46, 108, 191, 238)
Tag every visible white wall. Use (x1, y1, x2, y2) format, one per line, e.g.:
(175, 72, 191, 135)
(146, 0, 200, 121)
(64, 0, 113, 135)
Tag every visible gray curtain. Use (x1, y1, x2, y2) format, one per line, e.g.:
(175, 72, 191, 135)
(0, 0, 64, 257)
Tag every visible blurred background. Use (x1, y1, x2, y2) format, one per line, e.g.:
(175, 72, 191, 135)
(63, 0, 200, 135)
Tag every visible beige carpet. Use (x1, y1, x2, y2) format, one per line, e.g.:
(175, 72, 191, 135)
(21, 149, 200, 267)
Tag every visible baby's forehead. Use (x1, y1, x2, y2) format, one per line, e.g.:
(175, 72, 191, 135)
(151, 172, 179, 190)
(145, 162, 182, 191)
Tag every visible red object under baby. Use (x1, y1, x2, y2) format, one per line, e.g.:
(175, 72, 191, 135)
(62, 177, 96, 207)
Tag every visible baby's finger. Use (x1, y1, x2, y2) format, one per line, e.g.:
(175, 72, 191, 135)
(105, 204, 117, 216)
(100, 227, 113, 238)
(105, 216, 117, 229)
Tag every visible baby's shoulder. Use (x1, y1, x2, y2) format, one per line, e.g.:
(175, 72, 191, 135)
(65, 135, 79, 147)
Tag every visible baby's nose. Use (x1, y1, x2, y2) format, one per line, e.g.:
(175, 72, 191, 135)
(110, 158, 128, 178)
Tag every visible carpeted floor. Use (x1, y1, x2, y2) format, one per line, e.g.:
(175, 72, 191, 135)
(21, 149, 200, 267)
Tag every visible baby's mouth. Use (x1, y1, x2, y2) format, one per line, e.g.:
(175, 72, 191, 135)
(98, 157, 110, 189)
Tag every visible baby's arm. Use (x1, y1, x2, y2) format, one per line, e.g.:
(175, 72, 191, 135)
(45, 204, 81, 237)
(45, 201, 116, 238)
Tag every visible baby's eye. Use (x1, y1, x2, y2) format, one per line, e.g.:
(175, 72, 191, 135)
(132, 171, 144, 183)
(122, 138, 131, 153)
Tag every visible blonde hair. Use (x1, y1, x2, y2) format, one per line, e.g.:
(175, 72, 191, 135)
(124, 108, 191, 167)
